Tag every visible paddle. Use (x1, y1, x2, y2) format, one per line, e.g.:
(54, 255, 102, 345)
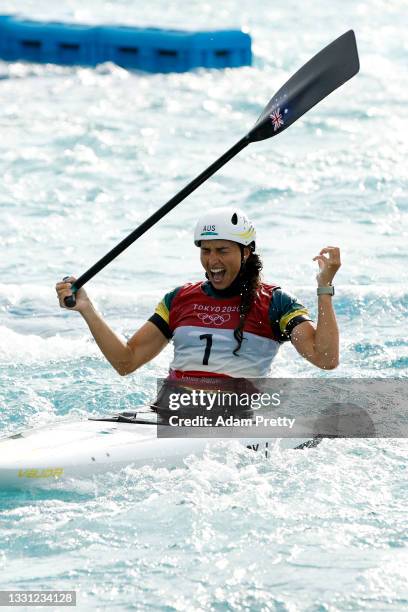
(64, 29, 359, 307)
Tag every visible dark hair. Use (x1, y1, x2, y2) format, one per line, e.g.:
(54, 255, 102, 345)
(233, 248, 263, 355)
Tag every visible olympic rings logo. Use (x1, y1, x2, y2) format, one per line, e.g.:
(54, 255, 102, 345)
(197, 312, 231, 326)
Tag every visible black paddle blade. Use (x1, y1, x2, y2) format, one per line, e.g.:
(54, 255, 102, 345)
(247, 30, 359, 142)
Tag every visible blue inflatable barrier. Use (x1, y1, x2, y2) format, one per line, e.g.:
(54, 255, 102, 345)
(0, 16, 95, 66)
(0, 16, 251, 72)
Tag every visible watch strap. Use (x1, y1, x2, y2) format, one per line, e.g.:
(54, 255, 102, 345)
(317, 285, 335, 296)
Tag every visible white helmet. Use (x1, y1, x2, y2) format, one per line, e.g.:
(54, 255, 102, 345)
(194, 208, 256, 250)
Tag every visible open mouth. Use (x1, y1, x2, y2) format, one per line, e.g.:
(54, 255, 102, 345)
(210, 268, 226, 283)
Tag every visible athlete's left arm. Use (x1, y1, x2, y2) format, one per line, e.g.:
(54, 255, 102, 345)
(291, 246, 340, 370)
(291, 315, 339, 369)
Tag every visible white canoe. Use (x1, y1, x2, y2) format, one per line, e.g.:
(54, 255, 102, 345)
(0, 408, 320, 488)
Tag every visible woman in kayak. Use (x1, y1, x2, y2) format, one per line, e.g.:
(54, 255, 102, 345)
(56, 208, 340, 382)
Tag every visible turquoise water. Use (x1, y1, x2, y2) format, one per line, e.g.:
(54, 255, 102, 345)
(1, 0, 407, 610)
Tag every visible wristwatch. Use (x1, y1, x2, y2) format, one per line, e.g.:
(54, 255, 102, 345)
(317, 285, 335, 296)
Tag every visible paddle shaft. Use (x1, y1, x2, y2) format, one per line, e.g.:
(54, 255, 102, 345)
(64, 30, 359, 307)
(67, 135, 249, 299)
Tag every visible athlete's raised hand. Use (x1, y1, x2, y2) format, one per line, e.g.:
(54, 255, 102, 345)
(313, 247, 341, 286)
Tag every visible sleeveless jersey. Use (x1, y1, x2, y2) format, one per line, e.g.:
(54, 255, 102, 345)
(149, 281, 311, 379)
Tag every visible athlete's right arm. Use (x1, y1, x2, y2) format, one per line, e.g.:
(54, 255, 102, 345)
(55, 277, 169, 376)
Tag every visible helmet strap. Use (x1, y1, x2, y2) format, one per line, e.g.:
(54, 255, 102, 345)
(239, 245, 247, 273)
